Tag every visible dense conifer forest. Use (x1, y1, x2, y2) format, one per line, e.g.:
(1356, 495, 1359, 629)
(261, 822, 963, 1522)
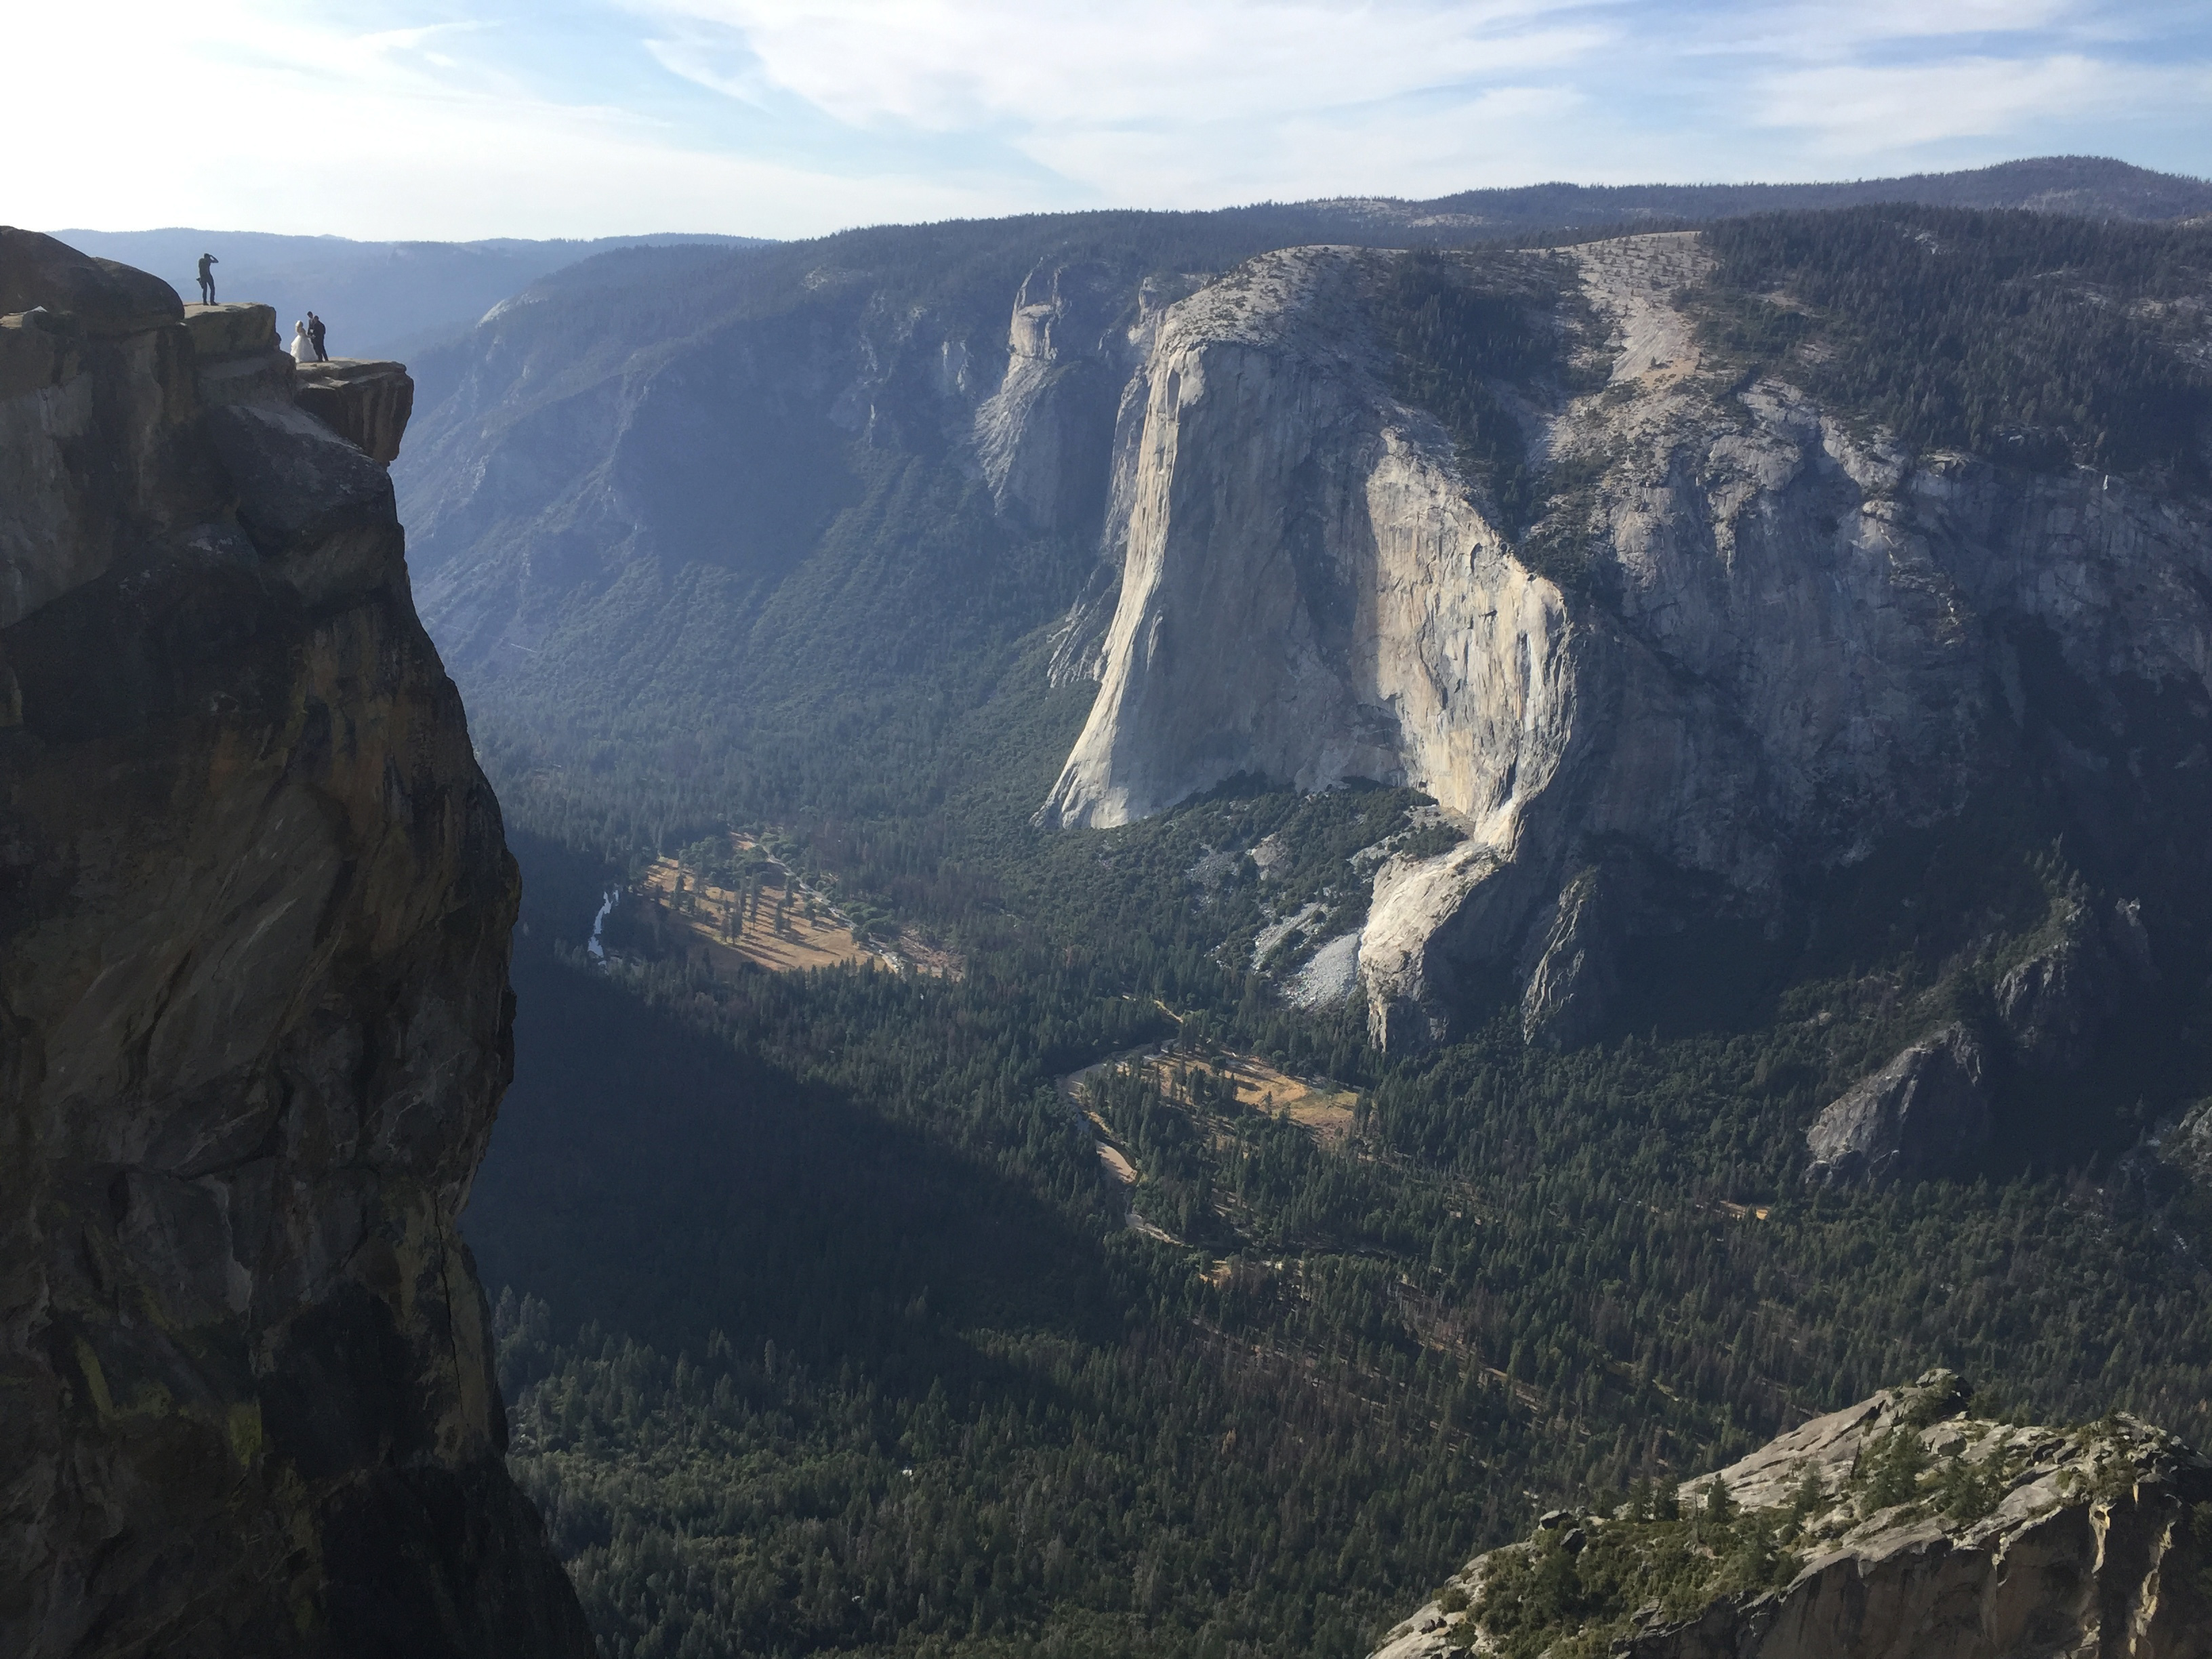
(1696, 205, 2212, 476)
(456, 205, 2212, 1659)
(476, 792, 2212, 1659)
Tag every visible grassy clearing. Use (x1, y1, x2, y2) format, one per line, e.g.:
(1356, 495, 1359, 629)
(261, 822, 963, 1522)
(1143, 1050, 1359, 1144)
(637, 832, 962, 979)
(640, 847, 872, 973)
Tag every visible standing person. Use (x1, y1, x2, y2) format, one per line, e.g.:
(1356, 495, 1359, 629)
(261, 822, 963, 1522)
(196, 251, 218, 304)
(289, 320, 312, 363)
(306, 311, 327, 361)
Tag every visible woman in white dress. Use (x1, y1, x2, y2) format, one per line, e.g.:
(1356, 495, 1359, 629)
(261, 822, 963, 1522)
(290, 320, 312, 363)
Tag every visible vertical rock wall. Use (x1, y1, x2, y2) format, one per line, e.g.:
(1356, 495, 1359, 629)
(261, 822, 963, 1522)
(1038, 238, 2212, 1051)
(0, 230, 592, 1659)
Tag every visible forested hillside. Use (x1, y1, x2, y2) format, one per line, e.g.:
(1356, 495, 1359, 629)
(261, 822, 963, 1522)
(476, 800, 2212, 1659)
(439, 194, 2212, 1659)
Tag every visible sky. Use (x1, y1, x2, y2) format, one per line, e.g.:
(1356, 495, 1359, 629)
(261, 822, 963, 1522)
(11, 0, 2210, 242)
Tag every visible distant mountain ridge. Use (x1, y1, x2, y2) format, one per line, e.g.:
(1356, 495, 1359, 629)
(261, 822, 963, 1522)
(41, 227, 768, 361)
(1280, 155, 2212, 239)
(51, 158, 2208, 365)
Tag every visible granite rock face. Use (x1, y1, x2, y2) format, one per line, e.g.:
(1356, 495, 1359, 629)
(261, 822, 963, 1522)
(1803, 888, 2164, 1185)
(1804, 1028, 1990, 1186)
(295, 356, 416, 466)
(1992, 895, 2156, 1073)
(1037, 248, 1573, 846)
(0, 230, 590, 1658)
(973, 260, 1133, 537)
(1370, 1372, 2212, 1659)
(1038, 234, 2212, 1052)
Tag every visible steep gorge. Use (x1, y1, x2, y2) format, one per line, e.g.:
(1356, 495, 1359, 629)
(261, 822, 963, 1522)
(0, 230, 590, 1658)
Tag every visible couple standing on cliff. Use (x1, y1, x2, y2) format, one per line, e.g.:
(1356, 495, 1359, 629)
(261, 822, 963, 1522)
(195, 252, 331, 363)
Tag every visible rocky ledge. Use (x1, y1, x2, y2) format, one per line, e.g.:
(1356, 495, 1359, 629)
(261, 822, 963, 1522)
(0, 228, 591, 1656)
(295, 356, 415, 465)
(1369, 1372, 2212, 1659)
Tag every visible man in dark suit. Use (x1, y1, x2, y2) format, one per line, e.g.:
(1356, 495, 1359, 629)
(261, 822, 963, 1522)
(307, 312, 327, 361)
(196, 252, 218, 304)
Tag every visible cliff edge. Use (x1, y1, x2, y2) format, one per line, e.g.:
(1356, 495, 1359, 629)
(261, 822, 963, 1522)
(1368, 1372, 2212, 1659)
(0, 230, 592, 1657)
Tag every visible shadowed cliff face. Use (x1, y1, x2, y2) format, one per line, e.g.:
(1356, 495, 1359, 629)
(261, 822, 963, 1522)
(0, 230, 591, 1659)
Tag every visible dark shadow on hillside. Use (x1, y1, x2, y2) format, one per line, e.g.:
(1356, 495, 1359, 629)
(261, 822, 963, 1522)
(466, 942, 1133, 1397)
(1597, 647, 2212, 1179)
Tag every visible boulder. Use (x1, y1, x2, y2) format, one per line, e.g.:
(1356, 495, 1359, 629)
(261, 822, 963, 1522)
(183, 302, 295, 410)
(0, 226, 182, 335)
(181, 300, 278, 360)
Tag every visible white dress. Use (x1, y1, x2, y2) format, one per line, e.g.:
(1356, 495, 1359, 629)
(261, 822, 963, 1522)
(291, 323, 312, 363)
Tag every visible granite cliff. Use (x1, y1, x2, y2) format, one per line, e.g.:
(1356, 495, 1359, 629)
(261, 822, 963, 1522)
(1367, 1372, 2212, 1659)
(0, 230, 590, 1658)
(1039, 230, 2212, 1057)
(382, 192, 2212, 1109)
(388, 164, 2207, 766)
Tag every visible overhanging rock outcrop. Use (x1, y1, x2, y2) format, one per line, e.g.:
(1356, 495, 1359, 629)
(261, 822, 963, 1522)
(296, 355, 415, 465)
(1368, 1372, 2212, 1659)
(0, 228, 592, 1658)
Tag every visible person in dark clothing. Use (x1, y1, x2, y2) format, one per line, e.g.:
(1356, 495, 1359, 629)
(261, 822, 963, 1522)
(306, 312, 327, 361)
(196, 252, 218, 304)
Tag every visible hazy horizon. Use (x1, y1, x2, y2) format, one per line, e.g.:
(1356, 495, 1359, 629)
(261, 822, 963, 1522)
(12, 1, 2210, 243)
(33, 152, 2212, 254)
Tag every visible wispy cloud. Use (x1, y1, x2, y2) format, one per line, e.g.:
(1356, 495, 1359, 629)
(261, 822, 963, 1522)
(638, 0, 1612, 130)
(1753, 53, 2206, 155)
(9, 1, 1019, 237)
(6, 0, 2207, 239)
